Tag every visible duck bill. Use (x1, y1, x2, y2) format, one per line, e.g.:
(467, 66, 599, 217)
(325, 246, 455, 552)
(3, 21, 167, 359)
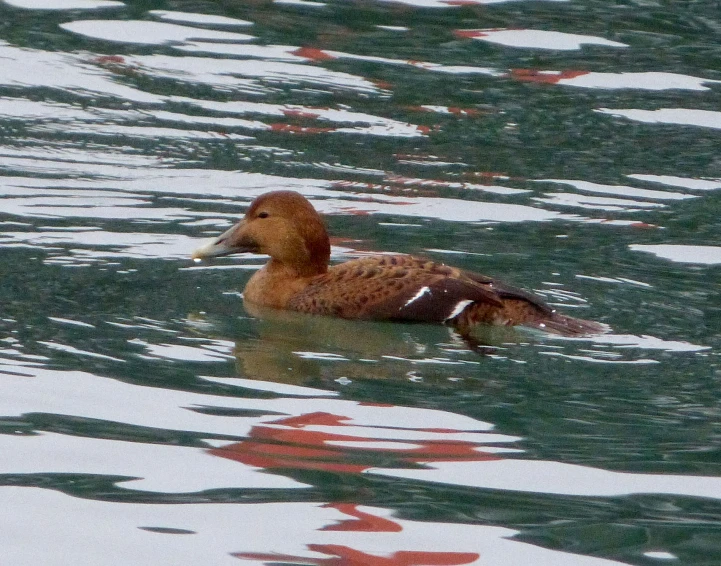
(191, 220, 258, 260)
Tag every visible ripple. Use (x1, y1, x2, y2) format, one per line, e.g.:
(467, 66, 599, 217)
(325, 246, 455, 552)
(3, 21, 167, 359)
(0, 488, 628, 566)
(371, 458, 721, 499)
(456, 29, 627, 50)
(3, 0, 123, 9)
(148, 10, 253, 27)
(514, 70, 721, 91)
(0, 47, 162, 102)
(596, 108, 721, 130)
(627, 174, 721, 191)
(0, 432, 303, 492)
(629, 244, 721, 265)
(60, 20, 255, 45)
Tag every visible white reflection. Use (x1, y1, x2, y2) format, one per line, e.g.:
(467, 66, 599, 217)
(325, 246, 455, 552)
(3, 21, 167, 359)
(0, 365, 493, 436)
(376, 25, 410, 31)
(130, 338, 235, 362)
(60, 20, 255, 45)
(128, 54, 379, 94)
(553, 332, 709, 353)
(0, 488, 628, 566)
(175, 41, 310, 60)
(174, 41, 503, 77)
(48, 317, 96, 329)
(148, 10, 253, 26)
(0, 167, 587, 225)
(341, 174, 527, 195)
(0, 230, 200, 261)
(554, 71, 720, 91)
(630, 245, 721, 265)
(534, 331, 709, 365)
(31, 122, 255, 141)
(536, 179, 695, 201)
(200, 375, 338, 397)
(627, 175, 721, 192)
(274, 0, 327, 6)
(0, 433, 304, 492)
(318, 194, 577, 223)
(371, 458, 721, 500)
(0, 144, 177, 169)
(0, 198, 192, 221)
(377, 0, 567, 7)
(457, 29, 626, 50)
(0, 45, 161, 102)
(575, 275, 652, 288)
(596, 108, 721, 130)
(3, 0, 123, 9)
(534, 193, 664, 212)
(150, 105, 426, 138)
(540, 352, 658, 364)
(38, 341, 126, 362)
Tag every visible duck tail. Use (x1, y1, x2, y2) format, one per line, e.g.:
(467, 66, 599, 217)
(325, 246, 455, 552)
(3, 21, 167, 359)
(531, 312, 610, 337)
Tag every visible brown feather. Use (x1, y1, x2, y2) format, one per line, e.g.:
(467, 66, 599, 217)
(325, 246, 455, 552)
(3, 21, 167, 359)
(287, 255, 504, 321)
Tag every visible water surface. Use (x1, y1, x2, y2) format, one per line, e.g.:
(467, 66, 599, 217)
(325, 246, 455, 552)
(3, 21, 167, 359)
(1, 0, 720, 564)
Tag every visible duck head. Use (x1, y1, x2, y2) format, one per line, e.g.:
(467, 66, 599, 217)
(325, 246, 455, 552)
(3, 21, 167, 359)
(192, 190, 331, 276)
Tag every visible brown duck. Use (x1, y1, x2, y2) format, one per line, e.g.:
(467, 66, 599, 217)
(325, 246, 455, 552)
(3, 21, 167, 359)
(192, 190, 606, 340)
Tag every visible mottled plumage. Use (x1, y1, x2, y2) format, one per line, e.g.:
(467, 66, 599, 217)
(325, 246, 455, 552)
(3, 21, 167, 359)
(192, 190, 606, 338)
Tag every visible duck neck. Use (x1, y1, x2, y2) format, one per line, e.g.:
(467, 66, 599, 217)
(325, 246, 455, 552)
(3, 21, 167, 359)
(266, 256, 327, 279)
(269, 229, 330, 278)
(244, 258, 324, 309)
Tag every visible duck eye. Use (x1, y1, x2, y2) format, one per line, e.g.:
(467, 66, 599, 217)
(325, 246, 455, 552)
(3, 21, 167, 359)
(257, 211, 269, 219)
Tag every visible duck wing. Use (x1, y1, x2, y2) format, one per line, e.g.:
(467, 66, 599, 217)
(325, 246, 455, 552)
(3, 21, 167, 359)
(287, 254, 606, 336)
(287, 255, 505, 322)
(458, 268, 608, 335)
(461, 270, 554, 316)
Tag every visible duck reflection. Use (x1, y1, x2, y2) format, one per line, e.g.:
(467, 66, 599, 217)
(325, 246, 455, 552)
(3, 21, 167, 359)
(218, 301, 524, 386)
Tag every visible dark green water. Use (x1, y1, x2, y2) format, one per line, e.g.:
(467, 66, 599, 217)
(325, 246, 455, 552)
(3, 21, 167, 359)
(1, 0, 720, 564)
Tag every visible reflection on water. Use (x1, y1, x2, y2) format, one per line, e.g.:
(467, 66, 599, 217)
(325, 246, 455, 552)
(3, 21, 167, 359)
(3, 358, 720, 564)
(1, 0, 720, 564)
(6, 488, 635, 566)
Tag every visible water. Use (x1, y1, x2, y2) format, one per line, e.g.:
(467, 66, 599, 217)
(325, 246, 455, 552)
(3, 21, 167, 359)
(1, 0, 720, 564)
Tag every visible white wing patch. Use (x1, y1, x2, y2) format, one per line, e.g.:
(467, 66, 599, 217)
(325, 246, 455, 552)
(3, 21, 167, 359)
(403, 286, 431, 308)
(444, 299, 474, 321)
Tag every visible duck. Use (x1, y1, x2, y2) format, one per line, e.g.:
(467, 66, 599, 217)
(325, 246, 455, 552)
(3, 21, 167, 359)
(192, 190, 607, 342)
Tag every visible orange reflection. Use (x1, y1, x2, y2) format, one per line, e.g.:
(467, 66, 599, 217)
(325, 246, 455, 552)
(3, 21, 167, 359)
(208, 410, 501, 475)
(320, 503, 402, 532)
(236, 545, 480, 565)
(510, 69, 589, 84)
(235, 503, 479, 564)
